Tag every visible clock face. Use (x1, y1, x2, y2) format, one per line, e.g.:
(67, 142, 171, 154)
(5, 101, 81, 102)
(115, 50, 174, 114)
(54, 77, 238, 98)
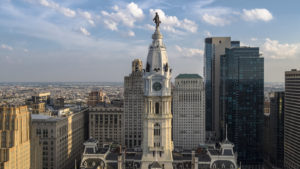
(152, 82, 162, 91)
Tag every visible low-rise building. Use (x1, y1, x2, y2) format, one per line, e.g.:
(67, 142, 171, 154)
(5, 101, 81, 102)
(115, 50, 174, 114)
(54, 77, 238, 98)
(31, 108, 88, 169)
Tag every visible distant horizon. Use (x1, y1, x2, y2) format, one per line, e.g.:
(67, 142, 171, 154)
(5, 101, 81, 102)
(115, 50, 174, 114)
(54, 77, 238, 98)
(0, 81, 285, 84)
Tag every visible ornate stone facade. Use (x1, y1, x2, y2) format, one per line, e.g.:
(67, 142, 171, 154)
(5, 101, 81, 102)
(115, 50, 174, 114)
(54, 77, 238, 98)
(141, 26, 173, 169)
(124, 59, 144, 148)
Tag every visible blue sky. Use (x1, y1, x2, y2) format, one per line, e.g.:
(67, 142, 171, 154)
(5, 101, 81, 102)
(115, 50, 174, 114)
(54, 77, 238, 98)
(0, 0, 300, 82)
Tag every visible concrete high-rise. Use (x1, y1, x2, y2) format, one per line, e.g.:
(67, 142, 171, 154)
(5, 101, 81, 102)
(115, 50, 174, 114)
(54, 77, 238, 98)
(204, 37, 231, 141)
(173, 74, 205, 150)
(220, 46, 264, 167)
(89, 106, 123, 145)
(123, 59, 144, 148)
(264, 92, 284, 169)
(31, 109, 87, 169)
(0, 105, 31, 169)
(284, 69, 300, 169)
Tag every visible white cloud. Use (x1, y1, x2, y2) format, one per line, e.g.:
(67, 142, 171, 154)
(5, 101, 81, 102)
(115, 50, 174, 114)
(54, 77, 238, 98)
(204, 30, 212, 37)
(79, 11, 95, 26)
(175, 45, 203, 58)
(103, 19, 118, 31)
(261, 38, 299, 59)
(202, 13, 230, 26)
(80, 27, 90, 36)
(101, 2, 144, 30)
(198, 7, 272, 26)
(144, 24, 155, 31)
(38, 0, 76, 17)
(24, 48, 29, 52)
(251, 37, 258, 41)
(1, 44, 13, 51)
(196, 7, 235, 26)
(127, 30, 135, 37)
(149, 9, 198, 33)
(241, 8, 273, 22)
(127, 2, 143, 18)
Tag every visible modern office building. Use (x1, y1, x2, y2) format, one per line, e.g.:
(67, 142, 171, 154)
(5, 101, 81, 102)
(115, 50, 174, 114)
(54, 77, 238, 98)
(0, 105, 31, 169)
(204, 37, 231, 141)
(89, 106, 123, 145)
(220, 46, 264, 167)
(173, 74, 205, 150)
(31, 108, 87, 169)
(123, 59, 144, 148)
(284, 69, 300, 169)
(264, 92, 284, 169)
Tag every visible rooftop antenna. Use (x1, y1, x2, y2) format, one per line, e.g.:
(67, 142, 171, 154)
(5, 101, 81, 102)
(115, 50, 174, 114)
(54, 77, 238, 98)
(225, 124, 228, 141)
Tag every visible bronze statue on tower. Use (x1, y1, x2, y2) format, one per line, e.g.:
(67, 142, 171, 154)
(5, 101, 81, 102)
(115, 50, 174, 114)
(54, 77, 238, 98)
(153, 12, 161, 28)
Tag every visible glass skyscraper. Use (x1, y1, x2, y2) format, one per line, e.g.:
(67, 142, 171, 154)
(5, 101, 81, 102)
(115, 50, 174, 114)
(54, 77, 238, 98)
(220, 47, 264, 167)
(204, 38, 213, 132)
(204, 37, 231, 141)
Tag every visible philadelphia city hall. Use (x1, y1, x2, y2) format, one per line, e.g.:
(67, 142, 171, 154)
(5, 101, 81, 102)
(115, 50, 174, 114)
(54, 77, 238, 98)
(80, 14, 239, 169)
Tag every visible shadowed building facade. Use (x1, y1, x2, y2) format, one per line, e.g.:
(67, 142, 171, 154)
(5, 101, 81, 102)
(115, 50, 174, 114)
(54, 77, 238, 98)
(204, 37, 233, 141)
(264, 92, 284, 169)
(220, 47, 264, 168)
(31, 109, 87, 169)
(284, 69, 300, 169)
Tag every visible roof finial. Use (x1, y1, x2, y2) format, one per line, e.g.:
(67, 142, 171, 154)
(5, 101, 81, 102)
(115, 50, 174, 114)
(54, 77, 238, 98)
(153, 12, 161, 29)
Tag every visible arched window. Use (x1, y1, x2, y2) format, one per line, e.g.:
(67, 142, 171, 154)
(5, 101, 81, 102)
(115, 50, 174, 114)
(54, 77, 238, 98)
(155, 102, 159, 114)
(154, 123, 160, 136)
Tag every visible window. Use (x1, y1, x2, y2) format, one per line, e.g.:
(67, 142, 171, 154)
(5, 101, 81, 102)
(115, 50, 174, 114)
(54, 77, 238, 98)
(43, 129, 48, 138)
(154, 123, 160, 136)
(155, 102, 159, 114)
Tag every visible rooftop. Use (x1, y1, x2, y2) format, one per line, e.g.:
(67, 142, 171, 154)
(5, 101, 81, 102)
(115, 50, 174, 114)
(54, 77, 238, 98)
(176, 74, 202, 79)
(31, 114, 57, 120)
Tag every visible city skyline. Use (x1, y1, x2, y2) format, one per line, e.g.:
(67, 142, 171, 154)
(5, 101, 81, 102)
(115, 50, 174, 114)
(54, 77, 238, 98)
(1, 0, 300, 82)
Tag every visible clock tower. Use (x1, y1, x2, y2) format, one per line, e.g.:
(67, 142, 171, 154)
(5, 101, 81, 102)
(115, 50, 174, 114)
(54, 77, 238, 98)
(141, 14, 173, 169)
